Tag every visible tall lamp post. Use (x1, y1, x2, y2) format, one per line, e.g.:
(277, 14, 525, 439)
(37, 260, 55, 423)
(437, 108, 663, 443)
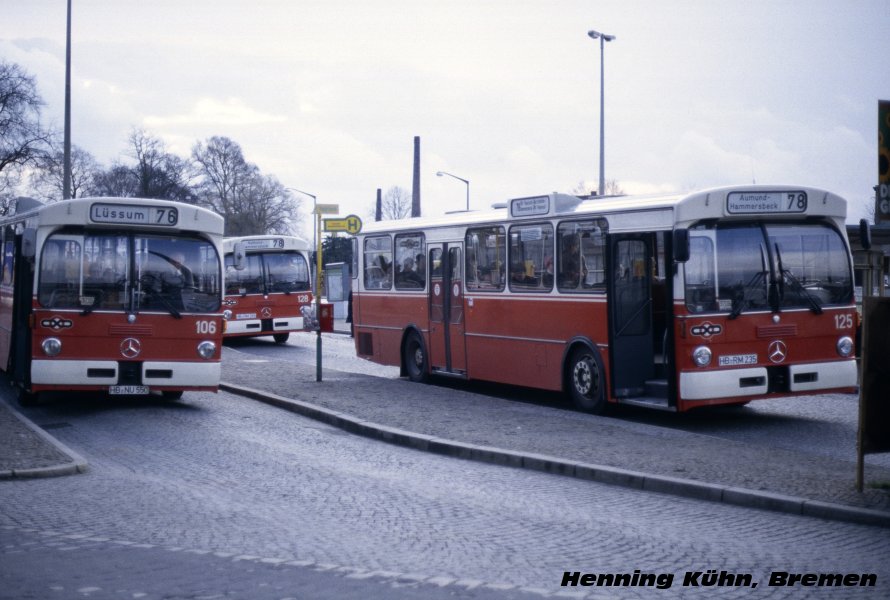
(288, 187, 323, 382)
(436, 171, 470, 211)
(588, 29, 614, 197)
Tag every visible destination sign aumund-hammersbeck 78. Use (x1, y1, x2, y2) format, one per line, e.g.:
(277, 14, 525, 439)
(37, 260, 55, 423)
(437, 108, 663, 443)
(726, 191, 808, 214)
(90, 203, 179, 226)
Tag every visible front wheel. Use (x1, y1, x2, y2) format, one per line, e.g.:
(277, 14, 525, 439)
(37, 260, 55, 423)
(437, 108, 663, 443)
(16, 387, 40, 407)
(273, 333, 290, 344)
(567, 346, 606, 414)
(402, 331, 429, 383)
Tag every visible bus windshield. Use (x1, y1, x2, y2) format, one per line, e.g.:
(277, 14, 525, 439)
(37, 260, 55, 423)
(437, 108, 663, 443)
(684, 221, 852, 315)
(38, 231, 221, 314)
(224, 251, 310, 295)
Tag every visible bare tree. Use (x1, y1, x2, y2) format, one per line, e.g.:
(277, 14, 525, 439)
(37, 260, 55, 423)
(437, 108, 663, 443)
(0, 61, 54, 209)
(127, 129, 194, 201)
(375, 186, 412, 220)
(192, 136, 302, 235)
(30, 145, 101, 201)
(92, 163, 139, 198)
(571, 179, 625, 197)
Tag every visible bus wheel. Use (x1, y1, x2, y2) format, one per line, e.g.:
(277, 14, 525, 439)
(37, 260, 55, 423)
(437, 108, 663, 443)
(403, 332, 428, 383)
(17, 387, 40, 407)
(568, 346, 606, 414)
(273, 333, 290, 344)
(162, 390, 184, 401)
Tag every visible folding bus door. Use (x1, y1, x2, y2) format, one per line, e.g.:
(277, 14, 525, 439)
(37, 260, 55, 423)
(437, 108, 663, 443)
(428, 243, 466, 375)
(607, 234, 655, 397)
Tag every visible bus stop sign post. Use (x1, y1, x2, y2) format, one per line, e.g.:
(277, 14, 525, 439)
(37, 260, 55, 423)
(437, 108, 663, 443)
(313, 202, 340, 382)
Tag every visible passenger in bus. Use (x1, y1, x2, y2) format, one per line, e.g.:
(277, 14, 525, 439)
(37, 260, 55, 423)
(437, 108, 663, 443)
(399, 256, 424, 287)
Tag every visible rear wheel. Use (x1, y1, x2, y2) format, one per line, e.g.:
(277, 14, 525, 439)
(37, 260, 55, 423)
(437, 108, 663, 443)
(403, 331, 429, 383)
(273, 333, 290, 344)
(567, 346, 606, 414)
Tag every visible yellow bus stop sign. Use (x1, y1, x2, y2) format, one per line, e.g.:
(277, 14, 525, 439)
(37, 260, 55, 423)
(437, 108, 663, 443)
(324, 214, 363, 234)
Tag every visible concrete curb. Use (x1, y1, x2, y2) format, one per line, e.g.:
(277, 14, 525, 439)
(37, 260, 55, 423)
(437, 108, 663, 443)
(0, 401, 88, 479)
(220, 381, 890, 529)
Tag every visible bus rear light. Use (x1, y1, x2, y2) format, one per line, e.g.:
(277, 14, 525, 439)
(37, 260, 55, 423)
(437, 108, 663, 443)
(197, 340, 216, 359)
(836, 336, 854, 357)
(692, 346, 712, 367)
(41, 337, 62, 357)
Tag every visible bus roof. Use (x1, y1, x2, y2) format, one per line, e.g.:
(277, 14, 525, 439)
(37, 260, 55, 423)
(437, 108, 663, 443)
(222, 234, 310, 253)
(3, 197, 225, 236)
(358, 185, 848, 236)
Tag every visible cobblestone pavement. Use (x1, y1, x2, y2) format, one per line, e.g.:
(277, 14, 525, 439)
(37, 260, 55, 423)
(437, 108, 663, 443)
(218, 335, 890, 524)
(2, 390, 889, 599)
(2, 327, 890, 528)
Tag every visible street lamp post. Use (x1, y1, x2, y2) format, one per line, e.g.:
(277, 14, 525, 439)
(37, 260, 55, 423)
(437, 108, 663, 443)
(436, 171, 470, 211)
(588, 29, 615, 197)
(288, 187, 323, 382)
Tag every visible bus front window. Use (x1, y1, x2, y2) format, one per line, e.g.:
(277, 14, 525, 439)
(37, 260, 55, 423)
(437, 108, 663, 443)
(264, 252, 310, 292)
(684, 221, 852, 315)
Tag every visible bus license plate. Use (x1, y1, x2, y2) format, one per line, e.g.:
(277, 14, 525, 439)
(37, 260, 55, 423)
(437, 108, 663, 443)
(109, 385, 150, 395)
(718, 354, 757, 366)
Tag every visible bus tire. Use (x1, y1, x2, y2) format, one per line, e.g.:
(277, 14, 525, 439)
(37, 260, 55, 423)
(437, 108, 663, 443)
(17, 387, 39, 407)
(273, 333, 290, 344)
(162, 390, 184, 401)
(567, 346, 606, 414)
(403, 331, 429, 383)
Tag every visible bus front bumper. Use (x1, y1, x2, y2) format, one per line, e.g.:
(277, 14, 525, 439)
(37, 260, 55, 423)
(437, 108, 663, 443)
(679, 360, 858, 401)
(31, 360, 221, 388)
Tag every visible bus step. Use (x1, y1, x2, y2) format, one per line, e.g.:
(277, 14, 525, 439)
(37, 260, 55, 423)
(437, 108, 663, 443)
(644, 378, 669, 398)
(430, 368, 467, 379)
(617, 396, 676, 412)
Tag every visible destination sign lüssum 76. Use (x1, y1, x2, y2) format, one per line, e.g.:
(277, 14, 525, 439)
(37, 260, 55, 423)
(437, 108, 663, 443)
(90, 203, 179, 226)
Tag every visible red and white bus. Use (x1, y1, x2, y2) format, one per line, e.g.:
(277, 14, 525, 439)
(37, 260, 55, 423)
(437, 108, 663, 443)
(222, 235, 312, 343)
(0, 196, 225, 404)
(351, 185, 859, 413)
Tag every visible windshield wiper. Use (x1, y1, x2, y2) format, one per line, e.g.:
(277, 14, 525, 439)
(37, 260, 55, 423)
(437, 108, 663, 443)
(729, 270, 768, 320)
(775, 244, 823, 315)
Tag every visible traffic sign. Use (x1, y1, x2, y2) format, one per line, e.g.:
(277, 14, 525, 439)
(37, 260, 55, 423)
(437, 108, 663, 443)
(324, 214, 363, 234)
(313, 203, 340, 215)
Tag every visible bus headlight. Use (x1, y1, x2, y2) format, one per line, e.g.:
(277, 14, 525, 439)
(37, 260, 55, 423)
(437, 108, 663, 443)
(197, 340, 216, 359)
(41, 337, 62, 357)
(223, 309, 232, 320)
(836, 336, 854, 357)
(692, 346, 712, 367)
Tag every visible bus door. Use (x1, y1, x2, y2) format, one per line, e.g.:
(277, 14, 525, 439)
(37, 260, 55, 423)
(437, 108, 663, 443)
(607, 234, 655, 397)
(10, 232, 33, 387)
(428, 243, 466, 375)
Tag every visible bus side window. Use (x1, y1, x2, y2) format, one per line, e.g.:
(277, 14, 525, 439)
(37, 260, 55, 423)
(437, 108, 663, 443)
(557, 219, 607, 293)
(364, 235, 392, 290)
(465, 226, 506, 292)
(394, 233, 425, 290)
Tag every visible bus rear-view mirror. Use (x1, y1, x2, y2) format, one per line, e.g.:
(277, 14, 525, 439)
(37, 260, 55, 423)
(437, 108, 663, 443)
(673, 228, 690, 263)
(233, 241, 247, 270)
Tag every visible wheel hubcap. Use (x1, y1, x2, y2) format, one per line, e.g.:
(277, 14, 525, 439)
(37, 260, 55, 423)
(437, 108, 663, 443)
(573, 358, 593, 396)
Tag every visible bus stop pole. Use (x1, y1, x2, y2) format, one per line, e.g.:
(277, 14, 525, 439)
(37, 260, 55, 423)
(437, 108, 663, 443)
(315, 209, 323, 382)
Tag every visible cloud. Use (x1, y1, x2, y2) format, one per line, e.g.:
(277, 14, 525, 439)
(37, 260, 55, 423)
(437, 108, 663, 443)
(144, 97, 287, 128)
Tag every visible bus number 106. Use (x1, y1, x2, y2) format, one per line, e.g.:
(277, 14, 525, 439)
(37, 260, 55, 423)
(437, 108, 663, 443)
(196, 320, 218, 334)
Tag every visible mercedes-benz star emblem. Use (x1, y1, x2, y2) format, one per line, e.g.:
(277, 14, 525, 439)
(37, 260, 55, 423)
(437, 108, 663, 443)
(120, 338, 142, 359)
(768, 340, 787, 364)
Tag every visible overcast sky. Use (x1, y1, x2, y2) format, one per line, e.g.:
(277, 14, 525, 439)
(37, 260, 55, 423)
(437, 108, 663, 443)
(3, 0, 888, 239)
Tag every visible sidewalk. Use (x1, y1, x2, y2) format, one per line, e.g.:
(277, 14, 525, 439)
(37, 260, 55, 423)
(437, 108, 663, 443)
(3, 342, 889, 528)
(0, 395, 87, 479)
